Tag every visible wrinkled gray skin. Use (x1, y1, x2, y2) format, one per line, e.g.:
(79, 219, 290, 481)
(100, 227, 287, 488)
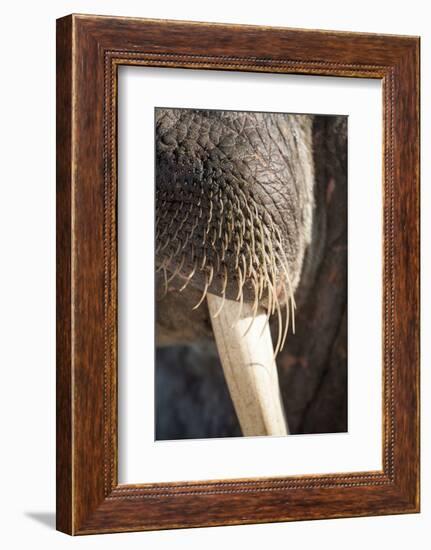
(155, 109, 347, 439)
(156, 109, 315, 341)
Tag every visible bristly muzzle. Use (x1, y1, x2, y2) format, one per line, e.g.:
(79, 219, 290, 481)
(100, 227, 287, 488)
(155, 108, 315, 354)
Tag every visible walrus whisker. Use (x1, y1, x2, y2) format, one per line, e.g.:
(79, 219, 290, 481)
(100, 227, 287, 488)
(272, 294, 283, 361)
(280, 285, 290, 352)
(242, 277, 260, 337)
(200, 250, 207, 270)
(235, 263, 244, 301)
(207, 264, 214, 288)
(192, 272, 209, 310)
(178, 260, 197, 292)
(211, 264, 228, 318)
(166, 253, 185, 284)
(211, 291, 225, 318)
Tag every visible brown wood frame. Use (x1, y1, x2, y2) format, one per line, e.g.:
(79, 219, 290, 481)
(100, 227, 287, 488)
(56, 14, 420, 535)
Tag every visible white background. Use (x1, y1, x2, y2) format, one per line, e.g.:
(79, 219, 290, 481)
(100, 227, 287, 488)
(118, 68, 382, 483)
(0, 1, 428, 548)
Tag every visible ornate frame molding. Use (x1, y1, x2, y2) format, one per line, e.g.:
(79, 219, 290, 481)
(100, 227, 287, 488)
(57, 14, 419, 534)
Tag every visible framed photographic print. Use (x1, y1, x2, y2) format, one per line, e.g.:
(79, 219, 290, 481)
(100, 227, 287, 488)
(56, 14, 420, 534)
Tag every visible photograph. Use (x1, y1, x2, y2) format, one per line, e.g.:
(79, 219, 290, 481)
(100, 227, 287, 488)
(155, 107, 348, 440)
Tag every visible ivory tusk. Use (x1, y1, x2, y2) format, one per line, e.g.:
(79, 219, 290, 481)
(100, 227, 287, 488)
(207, 293, 289, 437)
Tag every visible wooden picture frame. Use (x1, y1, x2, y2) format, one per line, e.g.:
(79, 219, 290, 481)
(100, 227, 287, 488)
(56, 14, 420, 534)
